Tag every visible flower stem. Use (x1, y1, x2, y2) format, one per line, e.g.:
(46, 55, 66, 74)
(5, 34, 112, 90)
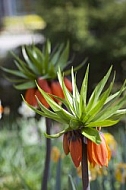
(41, 118, 52, 190)
(82, 138, 90, 190)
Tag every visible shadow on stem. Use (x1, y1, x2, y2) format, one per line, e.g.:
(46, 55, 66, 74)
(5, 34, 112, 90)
(82, 137, 90, 190)
(41, 118, 52, 190)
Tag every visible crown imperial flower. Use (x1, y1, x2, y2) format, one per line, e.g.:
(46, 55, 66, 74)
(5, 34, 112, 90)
(25, 65, 126, 168)
(2, 40, 85, 108)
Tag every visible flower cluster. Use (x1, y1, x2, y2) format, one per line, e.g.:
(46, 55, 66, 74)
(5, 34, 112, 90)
(26, 66, 126, 168)
(25, 77, 72, 108)
(2, 40, 126, 172)
(63, 130, 111, 167)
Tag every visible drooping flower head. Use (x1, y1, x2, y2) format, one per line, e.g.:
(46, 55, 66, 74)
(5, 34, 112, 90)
(2, 40, 85, 108)
(25, 65, 126, 167)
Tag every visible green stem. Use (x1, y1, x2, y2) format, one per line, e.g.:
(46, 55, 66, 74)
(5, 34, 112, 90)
(82, 138, 90, 190)
(41, 118, 52, 190)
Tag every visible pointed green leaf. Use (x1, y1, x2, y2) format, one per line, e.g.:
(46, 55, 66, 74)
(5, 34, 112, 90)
(14, 81, 35, 90)
(80, 64, 89, 107)
(32, 46, 44, 71)
(64, 57, 88, 76)
(51, 43, 64, 65)
(57, 69, 75, 115)
(14, 60, 36, 78)
(3, 75, 27, 83)
(36, 82, 74, 122)
(22, 95, 66, 123)
(57, 41, 69, 70)
(43, 40, 51, 72)
(86, 119, 119, 127)
(81, 127, 101, 144)
(79, 65, 89, 118)
(85, 78, 115, 123)
(86, 66, 113, 112)
(71, 67, 80, 116)
(1, 67, 28, 78)
(36, 97, 66, 123)
(44, 129, 66, 138)
(92, 93, 126, 122)
(106, 80, 126, 104)
(22, 46, 41, 74)
(110, 109, 126, 120)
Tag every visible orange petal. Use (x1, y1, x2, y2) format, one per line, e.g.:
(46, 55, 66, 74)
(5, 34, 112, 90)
(69, 138, 82, 167)
(92, 137, 108, 166)
(64, 77, 72, 92)
(87, 133, 111, 167)
(87, 140, 96, 167)
(35, 90, 50, 108)
(37, 78, 52, 93)
(63, 133, 70, 155)
(50, 81, 64, 102)
(25, 88, 37, 106)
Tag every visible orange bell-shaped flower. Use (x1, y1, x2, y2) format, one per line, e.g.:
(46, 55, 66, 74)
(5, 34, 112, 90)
(87, 133, 111, 167)
(37, 78, 52, 94)
(25, 88, 37, 106)
(64, 77, 72, 92)
(36, 78, 52, 108)
(69, 136, 82, 167)
(50, 81, 64, 102)
(63, 133, 70, 155)
(35, 89, 50, 108)
(63, 132, 82, 167)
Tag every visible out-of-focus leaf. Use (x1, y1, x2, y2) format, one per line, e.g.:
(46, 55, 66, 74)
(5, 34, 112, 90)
(86, 66, 113, 112)
(14, 81, 35, 90)
(57, 41, 69, 70)
(44, 129, 66, 138)
(64, 57, 88, 76)
(68, 175, 77, 190)
(86, 119, 119, 127)
(12, 166, 33, 190)
(1, 67, 28, 78)
(22, 46, 41, 74)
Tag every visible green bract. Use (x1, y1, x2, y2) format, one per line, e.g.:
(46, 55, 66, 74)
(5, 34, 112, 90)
(23, 65, 126, 144)
(1, 40, 86, 90)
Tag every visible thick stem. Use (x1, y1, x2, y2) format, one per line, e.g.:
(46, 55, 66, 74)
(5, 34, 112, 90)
(41, 118, 52, 190)
(82, 139, 90, 190)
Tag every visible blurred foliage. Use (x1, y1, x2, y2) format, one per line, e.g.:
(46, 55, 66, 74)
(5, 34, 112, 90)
(35, 0, 126, 84)
(0, 116, 126, 189)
